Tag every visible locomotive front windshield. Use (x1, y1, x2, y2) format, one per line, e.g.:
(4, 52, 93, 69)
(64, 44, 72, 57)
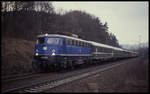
(37, 37, 45, 44)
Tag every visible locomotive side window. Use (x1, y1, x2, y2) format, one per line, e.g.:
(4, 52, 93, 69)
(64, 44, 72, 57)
(47, 38, 60, 45)
(70, 40, 72, 45)
(59, 39, 63, 45)
(67, 39, 73, 45)
(67, 39, 69, 45)
(71, 40, 73, 45)
(67, 39, 70, 45)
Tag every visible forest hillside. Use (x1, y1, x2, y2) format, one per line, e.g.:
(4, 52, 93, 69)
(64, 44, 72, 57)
(1, 1, 120, 75)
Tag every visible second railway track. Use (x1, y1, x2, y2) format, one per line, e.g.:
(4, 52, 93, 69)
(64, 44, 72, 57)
(2, 58, 137, 93)
(2, 72, 37, 82)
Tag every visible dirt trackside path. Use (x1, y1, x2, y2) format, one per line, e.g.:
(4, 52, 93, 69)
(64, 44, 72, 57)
(45, 56, 149, 93)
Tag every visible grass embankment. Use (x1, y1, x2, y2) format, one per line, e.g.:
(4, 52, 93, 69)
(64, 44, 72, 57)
(2, 37, 35, 76)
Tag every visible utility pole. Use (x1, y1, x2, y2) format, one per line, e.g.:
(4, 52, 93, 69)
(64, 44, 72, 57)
(138, 35, 141, 56)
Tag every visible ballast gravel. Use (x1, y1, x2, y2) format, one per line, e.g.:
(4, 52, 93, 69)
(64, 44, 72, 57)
(45, 57, 148, 93)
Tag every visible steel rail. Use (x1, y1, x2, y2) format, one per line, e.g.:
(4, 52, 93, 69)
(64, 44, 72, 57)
(2, 73, 41, 83)
(2, 72, 35, 80)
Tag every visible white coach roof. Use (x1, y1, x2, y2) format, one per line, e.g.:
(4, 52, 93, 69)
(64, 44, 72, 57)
(38, 34, 135, 53)
(89, 41, 124, 51)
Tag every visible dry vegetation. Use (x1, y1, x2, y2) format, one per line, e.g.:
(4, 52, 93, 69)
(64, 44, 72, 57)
(2, 37, 35, 76)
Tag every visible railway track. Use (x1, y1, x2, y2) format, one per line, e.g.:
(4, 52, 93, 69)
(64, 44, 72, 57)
(2, 72, 37, 82)
(2, 58, 137, 93)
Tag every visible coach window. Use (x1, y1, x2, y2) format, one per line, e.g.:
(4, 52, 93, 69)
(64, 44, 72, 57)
(66, 39, 67, 45)
(78, 41, 80, 46)
(76, 41, 78, 46)
(72, 40, 74, 45)
(73, 40, 75, 46)
(85, 42, 86, 47)
(85, 43, 86, 47)
(81, 41, 83, 46)
(87, 43, 89, 47)
(80, 41, 82, 46)
(100, 47, 103, 52)
(83, 42, 85, 47)
(74, 40, 76, 46)
(79, 41, 81, 46)
(103, 48, 106, 53)
(84, 42, 86, 47)
(84, 42, 85, 47)
(88, 43, 90, 47)
(82, 42, 84, 46)
(71, 40, 73, 45)
(76, 40, 78, 46)
(108, 48, 111, 53)
(68, 39, 70, 45)
(76, 40, 77, 46)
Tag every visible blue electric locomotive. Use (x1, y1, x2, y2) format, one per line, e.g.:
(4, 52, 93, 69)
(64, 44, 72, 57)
(32, 33, 92, 72)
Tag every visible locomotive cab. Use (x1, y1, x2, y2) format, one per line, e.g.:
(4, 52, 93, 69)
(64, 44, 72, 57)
(34, 36, 65, 56)
(32, 34, 66, 72)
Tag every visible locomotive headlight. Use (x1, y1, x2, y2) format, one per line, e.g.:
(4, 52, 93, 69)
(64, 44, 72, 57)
(45, 33, 48, 36)
(52, 52, 55, 56)
(43, 46, 47, 50)
(35, 53, 38, 56)
(51, 49, 55, 56)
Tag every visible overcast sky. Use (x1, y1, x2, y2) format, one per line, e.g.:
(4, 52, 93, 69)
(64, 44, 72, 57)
(52, 2, 148, 45)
